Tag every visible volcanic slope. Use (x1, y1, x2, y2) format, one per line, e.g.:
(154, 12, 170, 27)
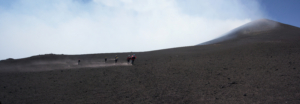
(199, 19, 299, 45)
(1, 19, 300, 103)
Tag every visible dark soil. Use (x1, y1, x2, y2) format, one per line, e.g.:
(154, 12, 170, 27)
(1, 19, 300, 103)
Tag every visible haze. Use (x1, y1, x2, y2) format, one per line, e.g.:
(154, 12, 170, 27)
(0, 0, 266, 60)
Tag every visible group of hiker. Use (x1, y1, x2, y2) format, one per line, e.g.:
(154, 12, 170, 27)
(127, 54, 136, 64)
(104, 54, 136, 65)
(78, 54, 136, 65)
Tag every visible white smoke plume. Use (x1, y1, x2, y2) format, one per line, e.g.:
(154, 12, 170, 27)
(0, 0, 267, 60)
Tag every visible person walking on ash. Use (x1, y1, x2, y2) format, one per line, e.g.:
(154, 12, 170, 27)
(131, 54, 136, 65)
(104, 57, 107, 63)
(78, 59, 80, 65)
(115, 55, 118, 64)
(127, 55, 131, 64)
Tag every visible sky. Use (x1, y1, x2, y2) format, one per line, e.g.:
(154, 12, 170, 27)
(259, 0, 300, 28)
(0, 0, 299, 60)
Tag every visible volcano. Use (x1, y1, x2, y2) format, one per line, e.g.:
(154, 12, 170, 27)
(199, 19, 300, 45)
(1, 19, 300, 103)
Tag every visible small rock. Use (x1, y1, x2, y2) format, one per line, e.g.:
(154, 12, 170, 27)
(229, 81, 237, 84)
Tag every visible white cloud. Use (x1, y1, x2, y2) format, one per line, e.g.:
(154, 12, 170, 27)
(0, 0, 265, 60)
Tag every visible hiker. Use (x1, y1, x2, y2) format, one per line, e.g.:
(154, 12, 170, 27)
(105, 57, 107, 63)
(115, 55, 118, 63)
(127, 55, 131, 64)
(131, 54, 136, 65)
(78, 59, 80, 65)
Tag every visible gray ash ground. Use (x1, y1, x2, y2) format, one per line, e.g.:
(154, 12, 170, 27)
(1, 19, 300, 103)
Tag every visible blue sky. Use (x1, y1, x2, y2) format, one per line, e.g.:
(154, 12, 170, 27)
(0, 0, 299, 60)
(259, 0, 300, 27)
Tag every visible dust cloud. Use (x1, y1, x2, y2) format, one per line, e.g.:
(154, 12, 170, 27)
(0, 59, 131, 72)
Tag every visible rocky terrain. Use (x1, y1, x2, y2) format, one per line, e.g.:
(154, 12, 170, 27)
(1, 19, 300, 103)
